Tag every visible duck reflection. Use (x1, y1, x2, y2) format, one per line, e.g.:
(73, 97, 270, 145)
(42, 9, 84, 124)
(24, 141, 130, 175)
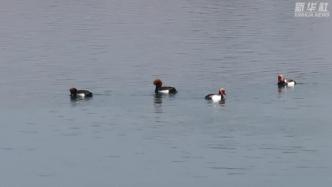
(153, 94, 163, 113)
(69, 96, 93, 107)
(277, 84, 295, 94)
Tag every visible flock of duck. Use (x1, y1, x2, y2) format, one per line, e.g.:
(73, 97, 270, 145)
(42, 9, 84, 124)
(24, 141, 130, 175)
(69, 74, 296, 103)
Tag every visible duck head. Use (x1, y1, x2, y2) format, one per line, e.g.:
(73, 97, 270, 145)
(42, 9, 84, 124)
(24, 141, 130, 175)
(70, 88, 77, 96)
(153, 79, 163, 88)
(219, 88, 226, 96)
(278, 74, 285, 82)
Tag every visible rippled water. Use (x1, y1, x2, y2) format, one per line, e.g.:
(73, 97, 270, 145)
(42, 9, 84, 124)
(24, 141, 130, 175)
(1, 0, 332, 186)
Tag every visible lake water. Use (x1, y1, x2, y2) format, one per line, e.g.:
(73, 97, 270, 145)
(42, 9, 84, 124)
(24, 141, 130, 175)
(0, 0, 332, 186)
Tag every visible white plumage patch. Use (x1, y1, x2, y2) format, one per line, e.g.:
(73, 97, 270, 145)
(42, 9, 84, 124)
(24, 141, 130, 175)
(77, 93, 86, 98)
(287, 81, 295, 87)
(158, 90, 170, 94)
(211, 95, 222, 102)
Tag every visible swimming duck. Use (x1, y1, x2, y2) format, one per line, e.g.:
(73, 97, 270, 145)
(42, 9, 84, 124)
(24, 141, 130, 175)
(69, 88, 93, 99)
(277, 74, 296, 87)
(205, 88, 226, 102)
(153, 79, 177, 95)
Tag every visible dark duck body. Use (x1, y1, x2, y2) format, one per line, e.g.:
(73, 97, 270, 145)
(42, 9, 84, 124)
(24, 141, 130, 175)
(277, 74, 296, 88)
(70, 88, 93, 99)
(153, 79, 177, 95)
(205, 88, 226, 102)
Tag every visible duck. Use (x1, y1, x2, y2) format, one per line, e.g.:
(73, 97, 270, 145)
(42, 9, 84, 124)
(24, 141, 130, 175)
(205, 88, 226, 103)
(277, 74, 296, 87)
(153, 79, 177, 95)
(69, 88, 93, 99)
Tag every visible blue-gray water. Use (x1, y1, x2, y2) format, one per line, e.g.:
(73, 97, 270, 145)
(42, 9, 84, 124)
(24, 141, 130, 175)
(1, 0, 332, 186)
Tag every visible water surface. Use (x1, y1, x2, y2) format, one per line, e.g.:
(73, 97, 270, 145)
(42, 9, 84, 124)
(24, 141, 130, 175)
(0, 0, 332, 186)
